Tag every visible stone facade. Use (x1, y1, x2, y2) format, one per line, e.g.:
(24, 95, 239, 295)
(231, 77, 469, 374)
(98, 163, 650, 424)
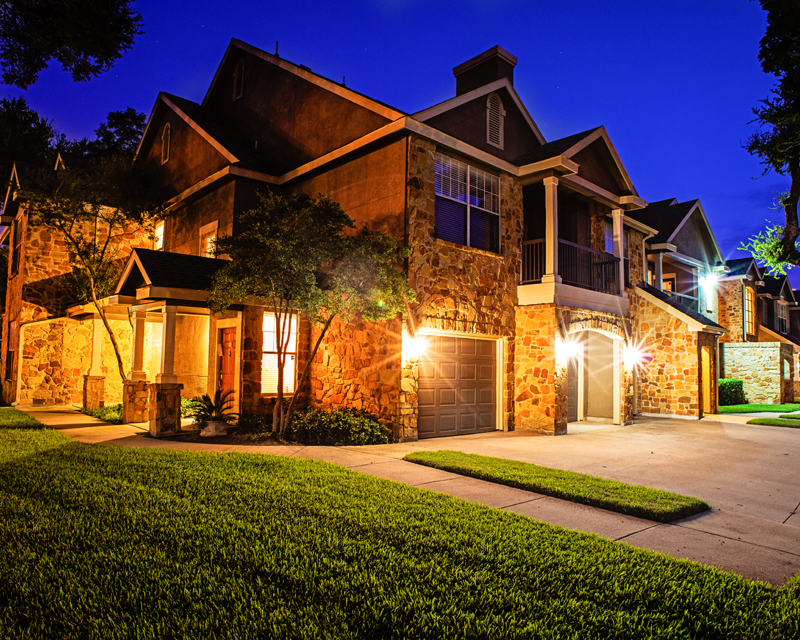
(149, 383, 183, 436)
(720, 342, 794, 404)
(718, 280, 745, 343)
(122, 380, 150, 422)
(83, 376, 105, 409)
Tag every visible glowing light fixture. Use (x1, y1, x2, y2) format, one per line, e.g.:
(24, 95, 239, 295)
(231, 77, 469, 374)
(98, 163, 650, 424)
(700, 272, 718, 312)
(623, 341, 650, 370)
(403, 333, 427, 360)
(555, 337, 578, 366)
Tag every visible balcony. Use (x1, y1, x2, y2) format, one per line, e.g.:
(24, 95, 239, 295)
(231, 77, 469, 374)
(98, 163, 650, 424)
(522, 238, 620, 295)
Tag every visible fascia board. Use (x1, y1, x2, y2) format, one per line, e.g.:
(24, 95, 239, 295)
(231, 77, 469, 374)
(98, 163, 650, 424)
(203, 39, 404, 121)
(134, 95, 162, 161)
(518, 155, 579, 179)
(562, 126, 639, 197)
(559, 174, 622, 208)
(624, 217, 657, 236)
(668, 200, 724, 264)
(114, 252, 151, 294)
(161, 95, 239, 163)
(635, 287, 724, 334)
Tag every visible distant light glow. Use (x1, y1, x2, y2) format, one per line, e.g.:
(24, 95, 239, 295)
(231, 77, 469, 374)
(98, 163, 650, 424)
(555, 337, 578, 367)
(403, 333, 426, 361)
(700, 272, 718, 312)
(623, 341, 651, 370)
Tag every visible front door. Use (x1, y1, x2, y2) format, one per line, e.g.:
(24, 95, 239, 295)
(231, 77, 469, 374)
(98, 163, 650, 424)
(219, 328, 236, 395)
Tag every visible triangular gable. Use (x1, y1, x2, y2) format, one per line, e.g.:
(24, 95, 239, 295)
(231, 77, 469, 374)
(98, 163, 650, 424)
(556, 127, 638, 197)
(412, 77, 545, 145)
(203, 39, 404, 121)
(114, 251, 151, 294)
(636, 283, 726, 334)
(667, 201, 725, 266)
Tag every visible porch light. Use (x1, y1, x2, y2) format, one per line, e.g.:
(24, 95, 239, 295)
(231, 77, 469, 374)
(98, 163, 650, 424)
(623, 342, 650, 370)
(700, 272, 718, 312)
(555, 337, 578, 366)
(403, 333, 427, 361)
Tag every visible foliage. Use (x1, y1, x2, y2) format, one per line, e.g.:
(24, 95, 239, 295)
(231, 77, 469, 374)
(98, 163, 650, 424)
(0, 96, 56, 184)
(285, 408, 391, 445)
(405, 450, 709, 523)
(747, 417, 800, 428)
(0, 0, 143, 88)
(718, 402, 800, 413)
(1, 428, 798, 638)
(79, 403, 123, 425)
(0, 408, 42, 429)
(188, 390, 238, 425)
(29, 153, 165, 381)
(180, 397, 194, 418)
(718, 378, 746, 406)
(739, 221, 791, 275)
(743, 1, 800, 269)
(208, 191, 414, 433)
(55, 107, 146, 160)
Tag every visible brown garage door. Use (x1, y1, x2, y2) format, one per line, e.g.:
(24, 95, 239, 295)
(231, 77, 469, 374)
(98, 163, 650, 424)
(417, 335, 497, 439)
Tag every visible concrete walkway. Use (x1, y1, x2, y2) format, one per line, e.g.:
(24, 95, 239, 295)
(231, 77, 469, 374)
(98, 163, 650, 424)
(18, 407, 800, 587)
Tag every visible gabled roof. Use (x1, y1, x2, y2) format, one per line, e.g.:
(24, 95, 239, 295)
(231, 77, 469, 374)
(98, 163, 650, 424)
(115, 248, 224, 295)
(725, 257, 758, 278)
(412, 77, 545, 145)
(758, 274, 795, 302)
(636, 282, 726, 333)
(512, 128, 598, 166)
(203, 39, 405, 121)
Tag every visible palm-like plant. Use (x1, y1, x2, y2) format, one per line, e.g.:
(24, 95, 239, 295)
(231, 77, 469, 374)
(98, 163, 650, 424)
(189, 389, 237, 425)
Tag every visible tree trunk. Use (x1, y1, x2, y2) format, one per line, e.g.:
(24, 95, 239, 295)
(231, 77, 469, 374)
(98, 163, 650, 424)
(89, 281, 127, 383)
(780, 158, 800, 265)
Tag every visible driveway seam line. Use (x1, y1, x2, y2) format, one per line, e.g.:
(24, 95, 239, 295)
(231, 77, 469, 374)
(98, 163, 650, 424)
(668, 522, 800, 557)
(783, 501, 800, 525)
(614, 524, 661, 541)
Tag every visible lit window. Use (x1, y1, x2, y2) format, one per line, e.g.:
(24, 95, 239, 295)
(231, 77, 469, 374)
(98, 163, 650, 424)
(604, 221, 614, 254)
(779, 302, 787, 333)
(434, 152, 500, 253)
(199, 221, 218, 258)
(261, 312, 297, 394)
(161, 123, 170, 164)
(153, 222, 164, 250)
(486, 93, 504, 149)
(745, 287, 756, 336)
(233, 59, 244, 100)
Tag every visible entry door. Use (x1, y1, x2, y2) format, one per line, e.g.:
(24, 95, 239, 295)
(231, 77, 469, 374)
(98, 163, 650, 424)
(219, 328, 236, 395)
(701, 346, 712, 415)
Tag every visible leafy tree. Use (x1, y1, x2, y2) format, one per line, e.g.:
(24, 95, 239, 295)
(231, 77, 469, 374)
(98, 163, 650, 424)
(54, 107, 146, 159)
(0, 96, 54, 184)
(208, 191, 415, 433)
(0, 0, 143, 89)
(28, 154, 165, 381)
(742, 0, 800, 273)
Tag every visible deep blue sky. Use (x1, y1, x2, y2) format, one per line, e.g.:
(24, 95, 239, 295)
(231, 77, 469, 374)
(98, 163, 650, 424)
(3, 0, 791, 280)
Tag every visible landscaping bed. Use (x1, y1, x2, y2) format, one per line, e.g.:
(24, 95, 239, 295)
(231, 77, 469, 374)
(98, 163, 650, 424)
(718, 403, 800, 414)
(404, 450, 709, 523)
(3, 427, 797, 638)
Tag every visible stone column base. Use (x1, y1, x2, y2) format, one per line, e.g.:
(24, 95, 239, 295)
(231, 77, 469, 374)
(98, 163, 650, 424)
(83, 375, 105, 410)
(123, 380, 150, 423)
(149, 383, 184, 437)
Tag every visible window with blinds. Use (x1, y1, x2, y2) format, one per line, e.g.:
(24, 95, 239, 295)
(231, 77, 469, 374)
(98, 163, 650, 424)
(745, 287, 756, 336)
(434, 152, 500, 253)
(261, 312, 297, 394)
(486, 93, 504, 149)
(779, 302, 787, 333)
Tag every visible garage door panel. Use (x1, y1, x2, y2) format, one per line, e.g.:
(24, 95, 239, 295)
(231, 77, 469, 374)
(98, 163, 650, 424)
(418, 335, 497, 439)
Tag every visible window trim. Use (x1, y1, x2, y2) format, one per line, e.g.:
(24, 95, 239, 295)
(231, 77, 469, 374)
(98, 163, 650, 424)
(744, 286, 756, 337)
(153, 221, 165, 251)
(486, 93, 505, 150)
(434, 152, 501, 253)
(199, 220, 219, 257)
(778, 300, 788, 333)
(10, 214, 23, 275)
(261, 311, 298, 395)
(161, 123, 170, 164)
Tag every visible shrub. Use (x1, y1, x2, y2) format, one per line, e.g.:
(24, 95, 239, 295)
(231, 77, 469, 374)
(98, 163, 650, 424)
(286, 408, 391, 445)
(237, 413, 273, 435)
(80, 403, 123, 424)
(180, 397, 194, 417)
(719, 379, 745, 406)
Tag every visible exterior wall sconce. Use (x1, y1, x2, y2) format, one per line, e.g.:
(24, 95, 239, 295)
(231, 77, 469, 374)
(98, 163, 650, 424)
(623, 341, 651, 370)
(555, 336, 578, 367)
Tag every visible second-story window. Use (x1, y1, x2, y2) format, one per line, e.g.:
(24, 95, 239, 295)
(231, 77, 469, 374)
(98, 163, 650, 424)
(486, 93, 504, 149)
(603, 221, 614, 254)
(161, 123, 170, 164)
(434, 152, 500, 253)
(233, 59, 244, 100)
(779, 302, 787, 333)
(745, 286, 756, 336)
(153, 221, 164, 251)
(10, 215, 23, 275)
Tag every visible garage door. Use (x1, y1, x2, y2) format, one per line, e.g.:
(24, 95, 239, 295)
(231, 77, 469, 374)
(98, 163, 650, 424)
(417, 335, 497, 439)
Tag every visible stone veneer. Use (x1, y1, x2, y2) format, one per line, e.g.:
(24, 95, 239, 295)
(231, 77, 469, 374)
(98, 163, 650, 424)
(718, 280, 746, 343)
(83, 376, 105, 409)
(396, 135, 522, 440)
(720, 342, 794, 404)
(149, 383, 183, 436)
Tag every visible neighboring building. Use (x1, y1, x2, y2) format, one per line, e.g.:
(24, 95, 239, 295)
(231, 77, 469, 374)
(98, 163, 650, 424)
(717, 257, 761, 344)
(0, 41, 734, 435)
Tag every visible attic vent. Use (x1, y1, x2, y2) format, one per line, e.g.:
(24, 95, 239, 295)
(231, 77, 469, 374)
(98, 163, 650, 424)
(486, 93, 504, 150)
(233, 59, 244, 100)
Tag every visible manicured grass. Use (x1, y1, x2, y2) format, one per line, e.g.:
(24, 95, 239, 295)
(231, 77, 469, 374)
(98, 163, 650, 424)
(79, 403, 123, 424)
(404, 450, 709, 523)
(778, 414, 800, 420)
(0, 408, 43, 429)
(747, 418, 800, 428)
(1, 430, 798, 639)
(718, 403, 800, 414)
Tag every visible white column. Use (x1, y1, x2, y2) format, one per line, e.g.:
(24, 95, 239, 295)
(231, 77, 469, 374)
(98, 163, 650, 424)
(89, 317, 103, 376)
(156, 305, 178, 384)
(653, 253, 663, 290)
(542, 176, 561, 283)
(130, 310, 148, 381)
(612, 208, 624, 294)
(613, 339, 622, 425)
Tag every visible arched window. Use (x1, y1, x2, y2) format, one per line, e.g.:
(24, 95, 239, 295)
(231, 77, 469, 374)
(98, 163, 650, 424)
(486, 93, 505, 149)
(161, 123, 170, 164)
(233, 59, 244, 100)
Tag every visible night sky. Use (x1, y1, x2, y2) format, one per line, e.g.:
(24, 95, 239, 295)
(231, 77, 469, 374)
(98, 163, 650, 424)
(3, 0, 790, 281)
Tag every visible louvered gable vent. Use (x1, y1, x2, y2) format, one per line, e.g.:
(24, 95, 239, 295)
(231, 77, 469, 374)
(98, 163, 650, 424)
(486, 93, 504, 150)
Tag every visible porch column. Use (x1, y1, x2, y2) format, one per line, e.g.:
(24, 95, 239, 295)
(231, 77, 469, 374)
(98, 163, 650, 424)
(130, 310, 148, 382)
(89, 316, 103, 376)
(612, 208, 624, 294)
(156, 305, 178, 384)
(542, 176, 561, 283)
(83, 316, 105, 409)
(653, 253, 663, 290)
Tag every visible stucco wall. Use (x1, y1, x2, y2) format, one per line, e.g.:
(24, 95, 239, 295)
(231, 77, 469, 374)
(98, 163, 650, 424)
(720, 342, 794, 405)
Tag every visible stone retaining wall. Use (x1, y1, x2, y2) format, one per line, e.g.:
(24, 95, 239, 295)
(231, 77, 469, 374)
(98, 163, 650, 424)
(720, 342, 794, 404)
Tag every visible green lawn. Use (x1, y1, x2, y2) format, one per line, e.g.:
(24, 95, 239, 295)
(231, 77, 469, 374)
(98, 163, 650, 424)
(718, 403, 800, 414)
(1, 428, 798, 639)
(0, 408, 43, 429)
(79, 402, 123, 424)
(748, 418, 800, 428)
(404, 450, 708, 523)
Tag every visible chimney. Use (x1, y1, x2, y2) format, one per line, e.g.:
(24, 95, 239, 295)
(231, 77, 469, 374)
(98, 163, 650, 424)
(453, 46, 517, 96)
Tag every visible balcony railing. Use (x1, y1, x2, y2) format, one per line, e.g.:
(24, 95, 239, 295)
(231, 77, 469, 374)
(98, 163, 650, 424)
(663, 290, 699, 312)
(521, 238, 620, 295)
